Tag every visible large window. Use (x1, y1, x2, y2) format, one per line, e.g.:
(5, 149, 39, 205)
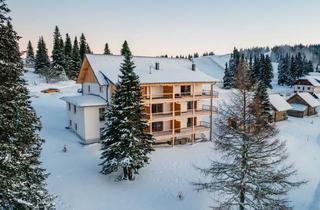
(99, 108, 105, 121)
(152, 122, 163, 132)
(152, 104, 163, 113)
(187, 101, 193, 110)
(73, 105, 77, 114)
(187, 117, 195, 127)
(181, 85, 191, 96)
(68, 103, 71, 111)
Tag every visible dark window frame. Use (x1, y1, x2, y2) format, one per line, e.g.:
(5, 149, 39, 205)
(152, 121, 163, 132)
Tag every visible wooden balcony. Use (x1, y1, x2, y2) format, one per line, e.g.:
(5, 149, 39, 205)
(151, 121, 210, 142)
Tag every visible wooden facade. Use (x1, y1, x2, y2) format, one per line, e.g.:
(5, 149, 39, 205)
(271, 109, 288, 122)
(287, 94, 317, 117)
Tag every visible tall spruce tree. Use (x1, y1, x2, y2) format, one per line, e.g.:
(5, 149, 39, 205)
(50, 26, 67, 81)
(100, 41, 154, 181)
(0, 0, 54, 208)
(253, 81, 272, 125)
(70, 36, 81, 80)
(120, 40, 129, 56)
(64, 33, 73, 79)
(223, 62, 233, 89)
(34, 36, 50, 76)
(262, 54, 273, 88)
(79, 33, 87, 61)
(25, 40, 35, 66)
(104, 42, 111, 55)
(194, 58, 304, 209)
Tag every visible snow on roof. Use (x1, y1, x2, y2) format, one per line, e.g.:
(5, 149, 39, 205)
(60, 95, 107, 107)
(86, 54, 218, 85)
(269, 94, 292, 111)
(290, 103, 308, 112)
(194, 55, 229, 81)
(294, 92, 320, 107)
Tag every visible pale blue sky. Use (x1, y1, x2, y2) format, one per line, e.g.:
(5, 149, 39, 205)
(7, 0, 320, 56)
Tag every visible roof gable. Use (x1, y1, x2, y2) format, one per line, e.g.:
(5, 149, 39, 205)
(269, 94, 292, 111)
(288, 92, 320, 107)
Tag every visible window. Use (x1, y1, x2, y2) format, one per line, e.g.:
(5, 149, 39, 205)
(69, 120, 72, 127)
(152, 104, 163, 113)
(99, 108, 105, 121)
(152, 122, 163, 132)
(297, 86, 301, 89)
(187, 117, 195, 127)
(73, 105, 77, 114)
(75, 123, 77, 131)
(88, 85, 91, 93)
(187, 101, 193, 110)
(307, 87, 311, 90)
(181, 85, 191, 96)
(68, 103, 71, 111)
(99, 86, 103, 93)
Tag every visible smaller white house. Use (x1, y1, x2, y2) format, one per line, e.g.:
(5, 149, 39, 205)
(294, 75, 320, 94)
(61, 95, 107, 144)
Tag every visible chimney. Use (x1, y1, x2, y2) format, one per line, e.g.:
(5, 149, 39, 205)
(191, 63, 196, 71)
(155, 62, 160, 70)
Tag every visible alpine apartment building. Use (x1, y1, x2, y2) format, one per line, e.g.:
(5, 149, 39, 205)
(61, 54, 218, 145)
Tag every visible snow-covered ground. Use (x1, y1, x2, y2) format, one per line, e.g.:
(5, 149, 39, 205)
(24, 69, 320, 210)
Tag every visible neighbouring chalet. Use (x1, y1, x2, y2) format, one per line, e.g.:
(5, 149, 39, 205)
(61, 54, 218, 145)
(269, 94, 292, 122)
(287, 92, 320, 118)
(294, 75, 320, 94)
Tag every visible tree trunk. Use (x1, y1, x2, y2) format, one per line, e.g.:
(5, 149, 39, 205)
(123, 167, 128, 180)
(128, 168, 134, 181)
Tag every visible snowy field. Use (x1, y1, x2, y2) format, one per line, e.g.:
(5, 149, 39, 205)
(25, 70, 320, 210)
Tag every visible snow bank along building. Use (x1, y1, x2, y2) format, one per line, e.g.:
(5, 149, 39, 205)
(269, 94, 292, 122)
(287, 92, 320, 118)
(61, 54, 218, 145)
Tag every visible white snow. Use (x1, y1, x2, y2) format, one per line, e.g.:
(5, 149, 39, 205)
(290, 103, 308, 112)
(269, 94, 292, 111)
(86, 54, 218, 85)
(194, 55, 229, 81)
(61, 95, 107, 107)
(22, 67, 320, 210)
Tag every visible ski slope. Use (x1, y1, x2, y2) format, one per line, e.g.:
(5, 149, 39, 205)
(194, 55, 230, 81)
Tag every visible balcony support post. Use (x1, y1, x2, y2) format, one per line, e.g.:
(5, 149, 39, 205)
(209, 83, 213, 141)
(150, 85, 152, 134)
(171, 84, 175, 147)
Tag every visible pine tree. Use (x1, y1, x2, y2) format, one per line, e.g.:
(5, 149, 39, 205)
(104, 42, 111, 55)
(193, 57, 305, 209)
(223, 62, 233, 89)
(0, 0, 54, 208)
(25, 40, 35, 66)
(64, 33, 73, 79)
(79, 33, 87, 61)
(295, 53, 304, 78)
(120, 40, 129, 56)
(50, 26, 67, 81)
(70, 36, 81, 80)
(100, 41, 154, 181)
(86, 43, 92, 54)
(34, 36, 50, 76)
(253, 81, 272, 125)
(262, 54, 273, 88)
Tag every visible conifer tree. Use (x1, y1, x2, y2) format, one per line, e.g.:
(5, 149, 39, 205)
(262, 54, 273, 88)
(79, 33, 87, 61)
(64, 33, 73, 79)
(50, 26, 67, 81)
(34, 36, 50, 76)
(25, 40, 35, 66)
(70, 36, 81, 80)
(223, 62, 233, 89)
(194, 57, 304, 209)
(253, 81, 272, 125)
(104, 42, 111, 55)
(100, 41, 154, 181)
(0, 0, 54, 208)
(120, 40, 129, 56)
(86, 43, 92, 54)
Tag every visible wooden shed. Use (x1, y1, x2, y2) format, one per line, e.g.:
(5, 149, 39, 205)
(287, 92, 320, 118)
(269, 94, 292, 122)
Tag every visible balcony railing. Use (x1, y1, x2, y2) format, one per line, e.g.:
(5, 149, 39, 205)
(142, 90, 218, 100)
(151, 121, 210, 138)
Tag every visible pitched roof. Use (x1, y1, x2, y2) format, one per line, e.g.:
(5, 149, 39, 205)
(269, 94, 292, 111)
(61, 95, 107, 107)
(288, 92, 320, 107)
(85, 54, 218, 85)
(296, 75, 320, 86)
